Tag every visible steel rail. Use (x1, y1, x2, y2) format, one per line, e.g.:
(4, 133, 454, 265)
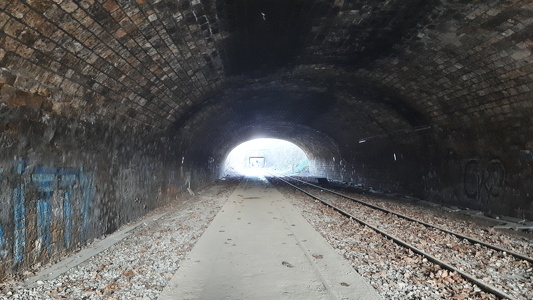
(280, 174, 533, 265)
(270, 175, 518, 300)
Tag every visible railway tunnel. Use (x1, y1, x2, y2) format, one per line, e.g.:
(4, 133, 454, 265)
(0, 0, 532, 287)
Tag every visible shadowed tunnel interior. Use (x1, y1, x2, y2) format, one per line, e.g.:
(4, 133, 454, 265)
(0, 0, 532, 278)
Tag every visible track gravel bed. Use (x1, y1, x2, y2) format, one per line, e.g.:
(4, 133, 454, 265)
(285, 179, 533, 299)
(0, 180, 238, 300)
(330, 185, 533, 258)
(272, 178, 533, 300)
(321, 194, 533, 299)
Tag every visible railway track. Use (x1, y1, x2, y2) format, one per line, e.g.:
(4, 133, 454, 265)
(268, 174, 533, 300)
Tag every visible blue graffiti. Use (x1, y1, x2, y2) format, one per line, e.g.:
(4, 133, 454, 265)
(32, 166, 57, 254)
(8, 159, 95, 265)
(0, 224, 6, 259)
(63, 192, 72, 248)
(13, 159, 26, 263)
(36, 200, 51, 253)
(58, 169, 77, 249)
(0, 169, 6, 258)
(16, 158, 25, 175)
(13, 184, 25, 263)
(79, 171, 93, 242)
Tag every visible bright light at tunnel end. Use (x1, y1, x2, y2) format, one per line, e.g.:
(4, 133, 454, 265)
(222, 138, 309, 178)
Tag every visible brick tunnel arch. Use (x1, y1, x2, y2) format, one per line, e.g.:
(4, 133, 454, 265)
(168, 78, 435, 194)
(168, 68, 532, 218)
(1, 0, 532, 280)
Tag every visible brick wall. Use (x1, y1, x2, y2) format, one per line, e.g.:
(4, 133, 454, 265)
(1, 0, 532, 278)
(0, 104, 182, 279)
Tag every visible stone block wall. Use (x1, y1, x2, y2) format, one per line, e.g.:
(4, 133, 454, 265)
(1, 0, 532, 279)
(326, 127, 533, 220)
(421, 129, 533, 219)
(0, 104, 179, 279)
(0, 0, 224, 130)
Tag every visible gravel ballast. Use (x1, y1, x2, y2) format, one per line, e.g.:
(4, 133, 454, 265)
(273, 179, 532, 300)
(3, 176, 531, 300)
(0, 180, 237, 300)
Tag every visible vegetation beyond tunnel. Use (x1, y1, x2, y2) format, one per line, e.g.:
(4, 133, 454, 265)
(222, 138, 309, 177)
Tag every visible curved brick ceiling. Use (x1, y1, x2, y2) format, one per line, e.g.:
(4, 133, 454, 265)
(1, 0, 532, 137)
(173, 78, 423, 164)
(3, 0, 533, 281)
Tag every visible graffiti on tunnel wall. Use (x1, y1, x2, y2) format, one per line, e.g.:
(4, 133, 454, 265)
(0, 158, 94, 264)
(33, 166, 56, 254)
(463, 159, 505, 206)
(14, 158, 26, 263)
(58, 168, 77, 249)
(79, 171, 93, 242)
(0, 169, 5, 259)
(0, 224, 5, 259)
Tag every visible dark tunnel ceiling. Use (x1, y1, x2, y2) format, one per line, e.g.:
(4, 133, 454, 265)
(1, 0, 532, 135)
(172, 80, 426, 163)
(219, 0, 431, 74)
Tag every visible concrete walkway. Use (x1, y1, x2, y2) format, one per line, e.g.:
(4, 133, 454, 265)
(159, 177, 381, 300)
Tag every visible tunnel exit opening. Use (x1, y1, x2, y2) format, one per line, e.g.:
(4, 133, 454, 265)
(222, 138, 309, 177)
